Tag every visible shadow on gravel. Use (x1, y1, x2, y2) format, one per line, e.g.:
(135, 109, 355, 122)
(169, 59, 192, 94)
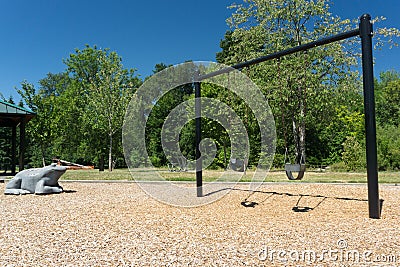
(189, 185, 383, 215)
(232, 188, 379, 214)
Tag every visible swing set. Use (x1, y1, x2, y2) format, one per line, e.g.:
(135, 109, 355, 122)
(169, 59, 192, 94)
(194, 14, 380, 219)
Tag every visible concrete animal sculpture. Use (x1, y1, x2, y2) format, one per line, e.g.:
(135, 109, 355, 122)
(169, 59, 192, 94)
(4, 163, 66, 195)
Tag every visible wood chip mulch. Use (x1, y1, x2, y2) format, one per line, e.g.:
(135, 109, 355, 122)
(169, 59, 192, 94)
(1, 182, 399, 266)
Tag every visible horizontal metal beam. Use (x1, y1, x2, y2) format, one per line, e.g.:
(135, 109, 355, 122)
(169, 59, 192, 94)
(199, 28, 360, 80)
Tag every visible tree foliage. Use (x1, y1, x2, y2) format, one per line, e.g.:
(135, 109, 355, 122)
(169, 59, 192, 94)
(7, 1, 400, 173)
(16, 45, 141, 170)
(216, 0, 365, 167)
(64, 45, 141, 171)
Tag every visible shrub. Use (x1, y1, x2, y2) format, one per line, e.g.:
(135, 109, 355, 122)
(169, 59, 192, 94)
(329, 161, 348, 172)
(377, 125, 400, 170)
(342, 136, 366, 171)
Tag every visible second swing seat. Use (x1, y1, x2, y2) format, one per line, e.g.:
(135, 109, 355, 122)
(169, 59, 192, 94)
(285, 163, 306, 180)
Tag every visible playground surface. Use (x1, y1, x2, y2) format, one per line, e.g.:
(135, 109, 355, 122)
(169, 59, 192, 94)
(1, 181, 400, 266)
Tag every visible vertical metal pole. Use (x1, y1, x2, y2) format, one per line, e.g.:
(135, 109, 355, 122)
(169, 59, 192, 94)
(360, 14, 380, 219)
(194, 80, 203, 197)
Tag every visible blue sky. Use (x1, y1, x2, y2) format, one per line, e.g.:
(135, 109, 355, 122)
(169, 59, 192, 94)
(0, 0, 399, 101)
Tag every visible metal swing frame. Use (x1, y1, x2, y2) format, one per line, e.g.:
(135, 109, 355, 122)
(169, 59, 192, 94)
(195, 14, 380, 219)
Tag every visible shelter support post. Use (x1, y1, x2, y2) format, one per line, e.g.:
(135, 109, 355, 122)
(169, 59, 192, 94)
(11, 125, 16, 175)
(19, 119, 26, 172)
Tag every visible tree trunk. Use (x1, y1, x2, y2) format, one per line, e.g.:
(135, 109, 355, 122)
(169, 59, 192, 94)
(99, 155, 105, 172)
(223, 139, 227, 170)
(299, 77, 306, 164)
(292, 117, 300, 162)
(292, 102, 306, 164)
(40, 143, 46, 167)
(108, 133, 113, 172)
(299, 106, 306, 164)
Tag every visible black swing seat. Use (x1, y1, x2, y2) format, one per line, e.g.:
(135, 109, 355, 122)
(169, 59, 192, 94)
(167, 156, 188, 172)
(285, 163, 306, 180)
(229, 158, 247, 172)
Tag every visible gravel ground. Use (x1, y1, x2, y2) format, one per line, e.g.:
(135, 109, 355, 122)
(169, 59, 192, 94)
(1, 181, 400, 266)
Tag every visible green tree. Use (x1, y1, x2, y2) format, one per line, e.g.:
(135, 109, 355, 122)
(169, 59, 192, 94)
(342, 136, 366, 171)
(18, 46, 141, 170)
(377, 125, 400, 170)
(217, 0, 399, 168)
(144, 62, 195, 167)
(17, 81, 55, 167)
(376, 71, 400, 126)
(65, 45, 141, 171)
(375, 71, 400, 170)
(217, 0, 361, 166)
(17, 73, 73, 167)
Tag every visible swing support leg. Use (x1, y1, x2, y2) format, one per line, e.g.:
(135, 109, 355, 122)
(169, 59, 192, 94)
(360, 14, 380, 219)
(195, 80, 203, 197)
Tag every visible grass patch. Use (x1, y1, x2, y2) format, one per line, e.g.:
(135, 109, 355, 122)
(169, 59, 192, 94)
(60, 168, 400, 184)
(61, 169, 132, 180)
